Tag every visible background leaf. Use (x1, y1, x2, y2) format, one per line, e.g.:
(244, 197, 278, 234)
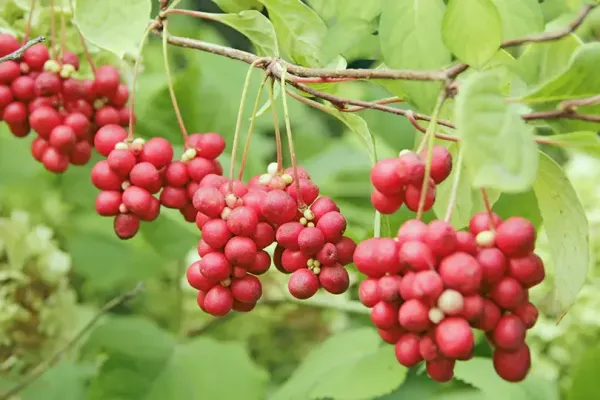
(211, 0, 264, 13)
(567, 345, 600, 400)
(490, 0, 544, 41)
(74, 0, 152, 58)
(542, 131, 600, 157)
(442, 0, 503, 68)
(533, 152, 590, 314)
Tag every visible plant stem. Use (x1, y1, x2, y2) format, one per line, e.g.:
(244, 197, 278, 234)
(269, 80, 284, 172)
(229, 59, 264, 190)
(239, 72, 269, 180)
(161, 20, 188, 145)
(416, 91, 447, 220)
(128, 23, 158, 140)
(0, 36, 45, 64)
(60, 11, 66, 60)
(23, 0, 36, 43)
(69, 0, 96, 73)
(279, 68, 305, 209)
(49, 0, 57, 59)
(444, 146, 464, 223)
(480, 188, 497, 232)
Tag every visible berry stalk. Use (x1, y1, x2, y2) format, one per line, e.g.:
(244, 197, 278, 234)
(269, 80, 284, 173)
(69, 0, 96, 72)
(480, 188, 497, 232)
(444, 146, 464, 223)
(49, 0, 57, 59)
(23, 0, 37, 43)
(161, 20, 188, 144)
(238, 72, 270, 180)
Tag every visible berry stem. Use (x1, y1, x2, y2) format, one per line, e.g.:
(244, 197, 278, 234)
(161, 20, 189, 145)
(69, 0, 96, 73)
(23, 0, 36, 43)
(269, 79, 284, 173)
(480, 188, 497, 232)
(229, 58, 264, 190)
(49, 0, 57, 59)
(238, 72, 269, 180)
(128, 22, 159, 140)
(280, 68, 306, 209)
(416, 91, 447, 220)
(60, 11, 66, 60)
(342, 97, 404, 112)
(443, 146, 464, 223)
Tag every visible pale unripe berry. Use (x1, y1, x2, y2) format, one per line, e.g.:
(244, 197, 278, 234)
(267, 162, 278, 175)
(437, 289, 464, 316)
(428, 308, 445, 324)
(475, 230, 495, 248)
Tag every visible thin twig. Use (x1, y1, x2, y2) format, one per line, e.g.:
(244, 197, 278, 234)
(0, 36, 45, 63)
(342, 97, 404, 112)
(560, 94, 600, 111)
(0, 282, 144, 400)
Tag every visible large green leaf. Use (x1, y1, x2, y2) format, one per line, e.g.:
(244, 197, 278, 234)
(211, 0, 264, 12)
(203, 10, 279, 57)
(568, 345, 600, 400)
(541, 131, 600, 157)
(492, 190, 543, 230)
(455, 70, 539, 192)
(307, 0, 382, 23)
(533, 152, 590, 314)
(74, 0, 152, 58)
(320, 18, 375, 65)
(271, 328, 407, 400)
(257, 0, 328, 67)
(379, 0, 451, 112)
(139, 208, 197, 260)
(521, 42, 600, 102)
(84, 316, 268, 400)
(442, 0, 503, 69)
(489, 0, 544, 41)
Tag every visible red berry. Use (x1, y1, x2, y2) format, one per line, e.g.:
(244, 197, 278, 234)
(41, 147, 69, 173)
(297, 227, 326, 254)
(109, 84, 129, 107)
(139, 137, 174, 169)
(224, 236, 257, 267)
(227, 206, 259, 237)
(122, 186, 154, 216)
(495, 217, 536, 257)
(186, 261, 217, 291)
(261, 190, 297, 225)
(49, 125, 77, 153)
(399, 272, 417, 301)
(370, 301, 399, 330)
(288, 268, 319, 299)
(334, 236, 356, 265)
(280, 249, 310, 273)
(113, 213, 140, 239)
(252, 222, 275, 250)
(489, 277, 526, 310)
(424, 146, 452, 184)
(491, 314, 526, 351)
(419, 334, 441, 361)
(231, 274, 262, 303)
(0, 61, 20, 84)
(398, 299, 431, 332)
(287, 178, 320, 205)
(31, 137, 49, 161)
(0, 84, 13, 109)
(3, 102, 27, 125)
(404, 179, 436, 212)
(435, 317, 474, 359)
(378, 327, 405, 345)
(455, 231, 478, 255)
(164, 161, 189, 187)
(197, 239, 214, 257)
(398, 151, 425, 185)
(275, 222, 304, 250)
(318, 264, 349, 294)
(469, 212, 502, 234)
(91, 160, 124, 190)
(0, 34, 20, 57)
(461, 294, 484, 322)
(310, 196, 340, 221)
(394, 333, 423, 367)
(203, 285, 234, 317)
(398, 240, 435, 272)
(129, 162, 163, 194)
(34, 72, 61, 97)
(192, 187, 225, 218)
(199, 252, 232, 282)
(95, 191, 122, 216)
(493, 344, 531, 382)
(477, 248, 507, 286)
(202, 219, 233, 249)
(316, 242, 339, 266)
(377, 275, 402, 303)
(508, 253, 545, 288)
(247, 250, 271, 275)
(353, 238, 401, 277)
(396, 219, 428, 245)
(371, 190, 404, 214)
(160, 187, 188, 209)
(107, 149, 137, 177)
(438, 252, 483, 295)
(94, 124, 128, 156)
(186, 157, 218, 182)
(8, 121, 30, 137)
(426, 358, 455, 382)
(412, 270, 444, 304)
(61, 51, 80, 70)
(473, 299, 501, 331)
(370, 158, 404, 196)
(11, 76, 35, 101)
(425, 220, 457, 258)
(22, 44, 49, 70)
(187, 132, 226, 159)
(94, 65, 120, 98)
(69, 141, 92, 165)
(95, 106, 121, 127)
(358, 278, 381, 307)
(29, 106, 61, 138)
(63, 112, 91, 140)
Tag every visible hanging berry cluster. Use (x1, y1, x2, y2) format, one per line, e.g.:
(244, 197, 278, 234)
(0, 34, 133, 173)
(186, 164, 356, 316)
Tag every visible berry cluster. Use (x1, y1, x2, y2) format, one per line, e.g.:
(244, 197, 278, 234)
(370, 147, 452, 214)
(186, 163, 356, 316)
(353, 213, 544, 383)
(0, 34, 132, 173)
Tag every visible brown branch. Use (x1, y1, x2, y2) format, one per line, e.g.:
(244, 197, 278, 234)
(0, 36, 45, 64)
(560, 94, 600, 111)
(522, 110, 600, 123)
(0, 282, 144, 400)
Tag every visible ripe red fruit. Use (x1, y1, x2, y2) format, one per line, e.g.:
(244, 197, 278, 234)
(94, 124, 128, 156)
(438, 252, 483, 295)
(139, 137, 174, 169)
(94, 65, 120, 97)
(426, 358, 455, 382)
(353, 238, 401, 277)
(358, 278, 381, 307)
(371, 190, 404, 214)
(280, 249, 310, 273)
(275, 222, 304, 250)
(461, 294, 484, 322)
(186, 262, 217, 292)
(23, 44, 49, 70)
(107, 149, 136, 177)
(201, 219, 233, 249)
(425, 220, 457, 258)
(508, 253, 545, 288)
(31, 137, 49, 161)
(477, 248, 507, 285)
(61, 51, 80, 70)
(70, 141, 93, 165)
(398, 151, 425, 185)
(318, 264, 350, 294)
(187, 132, 226, 159)
(493, 344, 531, 382)
(473, 299, 501, 331)
(122, 186, 153, 216)
(399, 240, 435, 272)
(192, 187, 225, 218)
(310, 196, 340, 221)
(247, 250, 271, 275)
(489, 277, 526, 310)
(186, 157, 218, 183)
(199, 252, 232, 282)
(0, 85, 13, 109)
(469, 212, 502, 234)
(287, 179, 320, 205)
(224, 236, 257, 267)
(34, 72, 61, 96)
(370, 158, 404, 196)
(424, 146, 452, 184)
(434, 317, 474, 359)
(455, 231, 478, 255)
(113, 213, 140, 239)
(0, 61, 20, 84)
(495, 217, 536, 257)
(335, 236, 356, 265)
(29, 106, 61, 138)
(95, 106, 121, 126)
(404, 179, 436, 212)
(41, 147, 69, 173)
(419, 334, 440, 361)
(399, 272, 417, 301)
(252, 222, 275, 250)
(0, 34, 20, 57)
(412, 271, 443, 304)
(161, 187, 188, 209)
(3, 102, 28, 125)
(297, 227, 326, 254)
(63, 112, 91, 139)
(129, 162, 163, 193)
(95, 191, 122, 216)
(231, 274, 262, 303)
(288, 268, 320, 299)
(512, 301, 538, 329)
(377, 275, 402, 303)
(394, 333, 423, 367)
(261, 190, 297, 225)
(227, 206, 259, 237)
(371, 301, 399, 330)
(396, 219, 428, 246)
(316, 242, 338, 266)
(378, 327, 405, 345)
(491, 314, 526, 351)
(11, 76, 35, 101)
(398, 299, 431, 332)
(203, 285, 234, 317)
(109, 84, 129, 106)
(164, 161, 189, 187)
(49, 125, 77, 153)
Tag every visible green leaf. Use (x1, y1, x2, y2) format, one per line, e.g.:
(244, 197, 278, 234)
(203, 10, 279, 57)
(442, 0, 503, 69)
(433, 144, 501, 229)
(307, 0, 382, 23)
(139, 208, 197, 260)
(489, 0, 544, 40)
(379, 0, 451, 112)
(492, 190, 543, 230)
(257, 0, 328, 67)
(74, 0, 152, 58)
(455, 70, 539, 192)
(85, 316, 269, 400)
(320, 18, 375, 65)
(533, 152, 590, 314)
(542, 131, 600, 157)
(19, 361, 93, 400)
(521, 42, 600, 103)
(211, 0, 264, 12)
(568, 345, 600, 400)
(271, 328, 407, 400)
